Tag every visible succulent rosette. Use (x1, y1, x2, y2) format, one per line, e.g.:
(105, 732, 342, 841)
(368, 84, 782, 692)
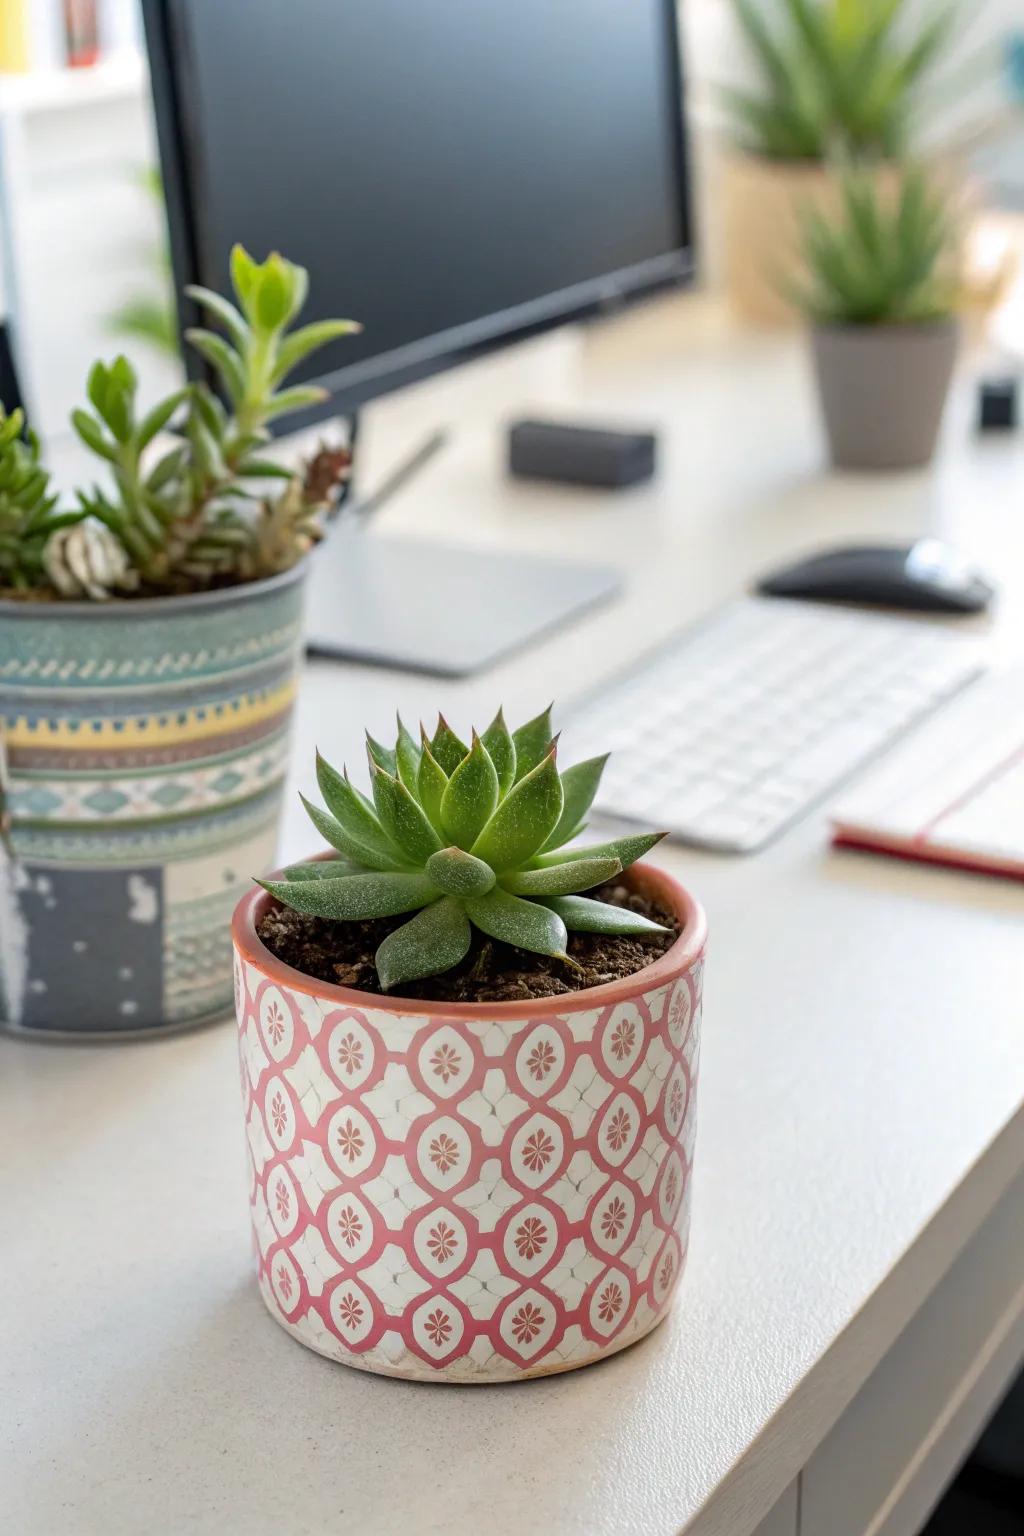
(262, 706, 669, 992)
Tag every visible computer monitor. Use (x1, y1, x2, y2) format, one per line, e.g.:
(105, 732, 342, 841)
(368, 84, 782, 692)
(141, 0, 693, 675)
(143, 0, 691, 424)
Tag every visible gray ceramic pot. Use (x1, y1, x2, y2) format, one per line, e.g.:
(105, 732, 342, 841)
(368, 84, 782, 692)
(0, 564, 306, 1039)
(811, 321, 958, 471)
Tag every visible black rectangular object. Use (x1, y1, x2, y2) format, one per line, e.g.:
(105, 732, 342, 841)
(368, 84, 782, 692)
(977, 377, 1018, 432)
(508, 419, 657, 489)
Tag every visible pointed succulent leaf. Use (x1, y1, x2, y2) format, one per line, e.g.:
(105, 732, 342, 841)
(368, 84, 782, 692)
(395, 716, 421, 794)
(541, 895, 670, 936)
(464, 886, 569, 959)
(501, 856, 621, 897)
(532, 830, 666, 870)
(471, 748, 563, 872)
(511, 704, 554, 782)
(288, 261, 309, 320)
(375, 897, 472, 992)
(184, 284, 250, 348)
(281, 857, 363, 881)
(417, 738, 448, 835)
(110, 355, 137, 395)
(259, 870, 437, 921)
(146, 445, 188, 491)
(230, 243, 259, 313)
(236, 458, 293, 479)
(185, 328, 245, 401)
(190, 382, 228, 440)
(481, 707, 515, 796)
(71, 409, 116, 463)
(365, 732, 397, 775)
(440, 731, 498, 848)
(0, 404, 23, 443)
(86, 360, 109, 418)
(315, 752, 401, 864)
(187, 409, 224, 478)
(300, 793, 406, 872)
(372, 766, 442, 864)
(425, 847, 496, 897)
(137, 388, 190, 450)
(272, 319, 362, 384)
(102, 386, 132, 445)
(264, 386, 328, 422)
(430, 715, 468, 777)
(540, 754, 609, 852)
(254, 258, 292, 333)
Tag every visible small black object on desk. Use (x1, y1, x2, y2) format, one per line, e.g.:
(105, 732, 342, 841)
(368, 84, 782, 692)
(508, 419, 657, 490)
(977, 377, 1018, 433)
(758, 540, 995, 615)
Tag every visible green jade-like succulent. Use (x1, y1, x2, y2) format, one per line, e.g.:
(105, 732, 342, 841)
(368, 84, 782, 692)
(262, 707, 670, 993)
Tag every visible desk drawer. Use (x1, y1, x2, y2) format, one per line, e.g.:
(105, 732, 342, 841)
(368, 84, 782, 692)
(800, 1171, 1024, 1536)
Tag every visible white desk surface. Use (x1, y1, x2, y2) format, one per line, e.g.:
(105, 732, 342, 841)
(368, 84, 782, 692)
(3, 294, 1023, 1536)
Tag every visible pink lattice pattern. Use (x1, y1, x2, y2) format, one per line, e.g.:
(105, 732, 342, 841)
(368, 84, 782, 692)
(235, 949, 702, 1382)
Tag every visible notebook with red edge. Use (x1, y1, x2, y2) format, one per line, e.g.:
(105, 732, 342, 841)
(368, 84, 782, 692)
(830, 669, 1024, 883)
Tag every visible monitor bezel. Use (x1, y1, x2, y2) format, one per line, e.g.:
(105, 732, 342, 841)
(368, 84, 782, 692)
(142, 0, 694, 425)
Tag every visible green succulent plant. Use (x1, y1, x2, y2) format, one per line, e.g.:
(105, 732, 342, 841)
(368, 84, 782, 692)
(261, 706, 670, 994)
(71, 358, 192, 579)
(792, 163, 957, 324)
(0, 406, 76, 591)
(70, 245, 359, 590)
(725, 0, 959, 161)
(1, 245, 357, 600)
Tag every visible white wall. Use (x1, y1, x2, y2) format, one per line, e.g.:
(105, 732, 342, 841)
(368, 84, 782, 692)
(0, 48, 182, 450)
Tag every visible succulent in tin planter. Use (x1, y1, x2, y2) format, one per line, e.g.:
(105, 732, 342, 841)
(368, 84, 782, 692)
(233, 708, 707, 1383)
(6, 245, 359, 600)
(0, 248, 359, 1038)
(794, 164, 961, 470)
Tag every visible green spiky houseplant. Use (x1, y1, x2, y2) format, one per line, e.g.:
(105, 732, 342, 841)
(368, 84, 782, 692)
(792, 161, 958, 324)
(0, 248, 363, 1038)
(724, 0, 960, 163)
(260, 707, 671, 995)
(718, 0, 969, 323)
(793, 164, 961, 469)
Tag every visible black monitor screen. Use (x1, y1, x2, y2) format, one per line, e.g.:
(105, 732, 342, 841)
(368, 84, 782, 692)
(149, 0, 690, 412)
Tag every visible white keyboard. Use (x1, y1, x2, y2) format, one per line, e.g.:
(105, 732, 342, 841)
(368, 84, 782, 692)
(568, 598, 985, 853)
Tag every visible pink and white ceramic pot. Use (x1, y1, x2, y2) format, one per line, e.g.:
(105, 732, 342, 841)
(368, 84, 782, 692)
(231, 863, 706, 1383)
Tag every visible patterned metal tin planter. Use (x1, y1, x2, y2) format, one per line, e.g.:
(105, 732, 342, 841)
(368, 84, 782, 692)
(232, 862, 706, 1383)
(0, 565, 305, 1038)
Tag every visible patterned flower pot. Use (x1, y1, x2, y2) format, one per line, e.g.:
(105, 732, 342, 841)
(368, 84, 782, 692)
(0, 565, 305, 1038)
(232, 862, 706, 1384)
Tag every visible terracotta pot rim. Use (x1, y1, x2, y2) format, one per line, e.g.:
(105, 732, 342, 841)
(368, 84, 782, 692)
(0, 555, 307, 621)
(233, 855, 706, 1018)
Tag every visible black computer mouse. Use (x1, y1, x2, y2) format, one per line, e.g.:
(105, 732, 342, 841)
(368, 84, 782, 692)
(757, 540, 994, 615)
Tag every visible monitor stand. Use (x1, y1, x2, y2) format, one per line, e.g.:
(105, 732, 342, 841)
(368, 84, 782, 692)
(304, 520, 621, 678)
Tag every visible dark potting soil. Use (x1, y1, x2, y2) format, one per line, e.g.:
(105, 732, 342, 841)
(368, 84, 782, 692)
(256, 880, 680, 1003)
